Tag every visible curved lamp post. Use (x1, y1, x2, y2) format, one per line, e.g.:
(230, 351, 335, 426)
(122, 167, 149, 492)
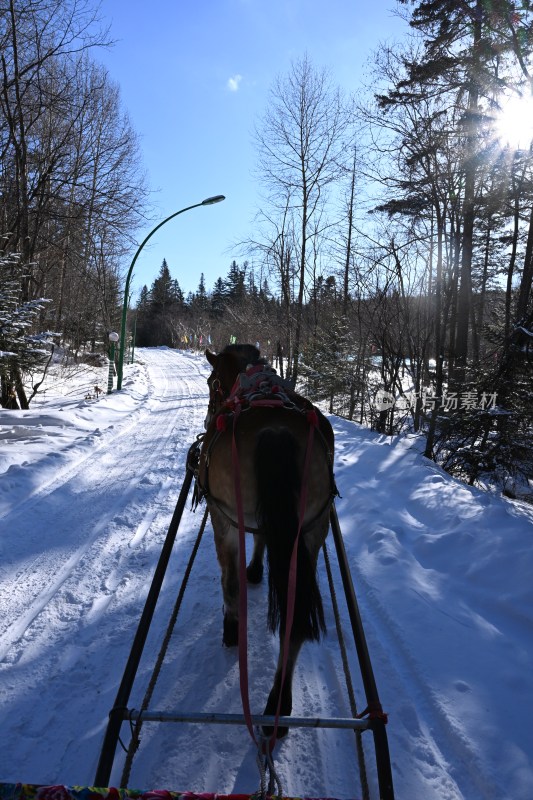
(117, 195, 225, 389)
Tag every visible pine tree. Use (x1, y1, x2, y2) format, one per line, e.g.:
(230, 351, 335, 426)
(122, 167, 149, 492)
(387, 0, 533, 377)
(224, 260, 246, 302)
(151, 259, 173, 311)
(0, 255, 56, 408)
(211, 277, 226, 317)
(170, 279, 184, 306)
(196, 273, 208, 309)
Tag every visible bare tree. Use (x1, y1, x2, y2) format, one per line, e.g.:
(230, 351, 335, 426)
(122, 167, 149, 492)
(0, 0, 148, 356)
(254, 54, 350, 380)
(1, 0, 110, 265)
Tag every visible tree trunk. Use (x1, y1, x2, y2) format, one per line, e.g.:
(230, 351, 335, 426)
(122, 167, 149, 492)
(516, 201, 533, 321)
(453, 0, 482, 381)
(505, 183, 521, 339)
(343, 147, 357, 317)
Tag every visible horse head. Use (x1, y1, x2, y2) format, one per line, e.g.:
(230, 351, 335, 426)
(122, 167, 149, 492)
(204, 343, 262, 427)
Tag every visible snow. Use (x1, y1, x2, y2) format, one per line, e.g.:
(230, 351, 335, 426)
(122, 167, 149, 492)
(0, 347, 532, 800)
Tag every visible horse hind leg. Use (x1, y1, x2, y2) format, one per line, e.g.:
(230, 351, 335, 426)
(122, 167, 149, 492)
(246, 533, 265, 584)
(262, 511, 331, 739)
(262, 634, 303, 739)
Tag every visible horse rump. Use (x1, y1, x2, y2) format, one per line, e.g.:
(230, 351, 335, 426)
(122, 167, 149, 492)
(254, 427, 325, 642)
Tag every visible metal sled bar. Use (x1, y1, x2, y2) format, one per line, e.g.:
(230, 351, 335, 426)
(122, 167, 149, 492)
(94, 440, 200, 788)
(126, 709, 371, 731)
(329, 503, 395, 800)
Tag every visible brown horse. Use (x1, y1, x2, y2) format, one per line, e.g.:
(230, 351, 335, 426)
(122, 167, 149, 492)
(198, 343, 336, 737)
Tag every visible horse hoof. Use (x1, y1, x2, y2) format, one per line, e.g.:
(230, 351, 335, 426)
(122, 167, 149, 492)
(223, 617, 238, 647)
(246, 562, 263, 584)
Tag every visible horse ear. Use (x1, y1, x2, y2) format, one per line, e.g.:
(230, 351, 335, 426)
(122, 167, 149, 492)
(205, 348, 217, 368)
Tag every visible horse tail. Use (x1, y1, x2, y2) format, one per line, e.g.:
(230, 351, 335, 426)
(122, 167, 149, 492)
(255, 428, 325, 642)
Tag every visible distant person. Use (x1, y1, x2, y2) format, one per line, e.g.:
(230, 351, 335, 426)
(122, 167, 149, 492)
(276, 341, 284, 378)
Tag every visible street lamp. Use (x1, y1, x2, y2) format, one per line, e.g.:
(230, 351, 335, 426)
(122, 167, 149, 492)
(107, 331, 120, 394)
(116, 194, 226, 390)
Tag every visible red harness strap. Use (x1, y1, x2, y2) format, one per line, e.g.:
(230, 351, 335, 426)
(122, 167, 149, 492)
(231, 403, 318, 751)
(231, 403, 256, 743)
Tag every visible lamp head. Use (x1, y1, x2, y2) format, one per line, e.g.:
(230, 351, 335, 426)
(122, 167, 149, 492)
(201, 195, 226, 205)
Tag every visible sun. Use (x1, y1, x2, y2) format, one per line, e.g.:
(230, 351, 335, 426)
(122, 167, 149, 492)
(494, 92, 533, 150)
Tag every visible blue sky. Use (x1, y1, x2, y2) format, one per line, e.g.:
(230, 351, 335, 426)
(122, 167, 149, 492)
(97, 0, 406, 299)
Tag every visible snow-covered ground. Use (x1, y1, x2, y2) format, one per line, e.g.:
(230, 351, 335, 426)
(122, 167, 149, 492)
(0, 347, 532, 800)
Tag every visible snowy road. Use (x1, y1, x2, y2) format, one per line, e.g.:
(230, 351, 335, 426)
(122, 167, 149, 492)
(1, 348, 532, 800)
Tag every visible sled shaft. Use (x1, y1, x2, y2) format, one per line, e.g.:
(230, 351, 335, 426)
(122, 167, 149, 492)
(329, 503, 395, 800)
(94, 443, 199, 787)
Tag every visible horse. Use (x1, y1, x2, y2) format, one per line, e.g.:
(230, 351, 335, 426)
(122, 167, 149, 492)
(197, 343, 336, 738)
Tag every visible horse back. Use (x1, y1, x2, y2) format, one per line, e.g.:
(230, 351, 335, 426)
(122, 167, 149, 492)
(199, 406, 334, 531)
